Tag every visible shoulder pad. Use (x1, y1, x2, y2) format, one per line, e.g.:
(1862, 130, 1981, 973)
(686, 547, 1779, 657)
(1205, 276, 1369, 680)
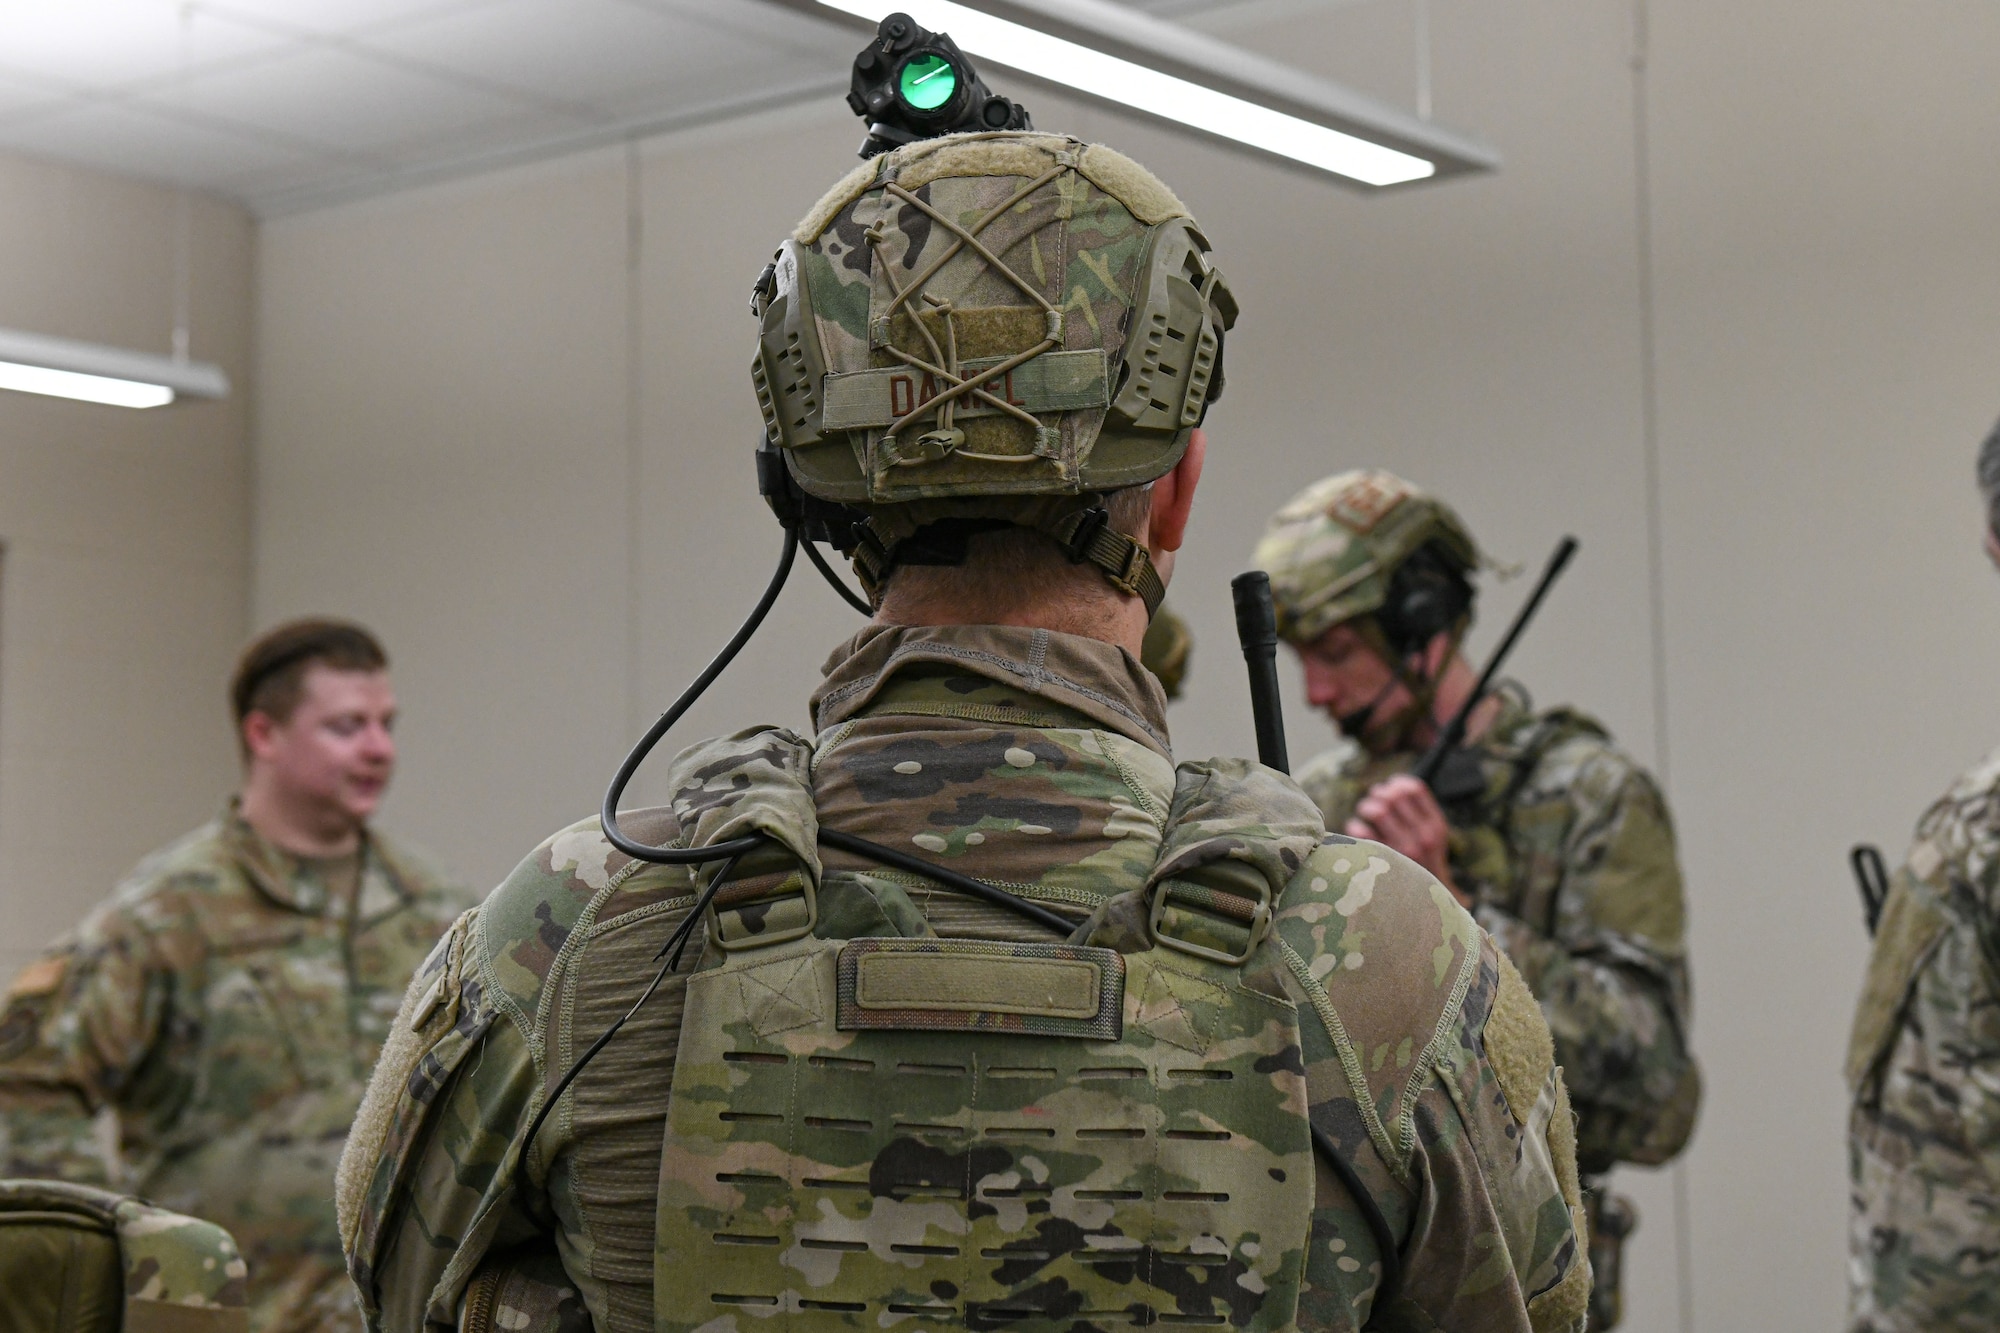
(1273, 840, 1483, 1175)
(1154, 757, 1323, 896)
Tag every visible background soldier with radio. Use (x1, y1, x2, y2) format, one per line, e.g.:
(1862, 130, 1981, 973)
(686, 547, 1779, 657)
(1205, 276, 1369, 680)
(0, 618, 471, 1333)
(1256, 470, 1698, 1329)
(1846, 419, 2000, 1332)
(338, 24, 1587, 1331)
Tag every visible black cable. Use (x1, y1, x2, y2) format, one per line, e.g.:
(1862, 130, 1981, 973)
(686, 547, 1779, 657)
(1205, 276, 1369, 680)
(519, 846, 749, 1167)
(1310, 1123, 1404, 1309)
(804, 537, 874, 615)
(818, 827, 1072, 934)
(601, 530, 800, 865)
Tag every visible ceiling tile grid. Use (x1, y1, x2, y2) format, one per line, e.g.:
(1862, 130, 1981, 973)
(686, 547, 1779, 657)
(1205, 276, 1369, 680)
(0, 0, 1277, 215)
(0, 0, 860, 213)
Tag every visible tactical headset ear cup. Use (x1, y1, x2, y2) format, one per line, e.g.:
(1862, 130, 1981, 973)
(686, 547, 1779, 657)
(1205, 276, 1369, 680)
(1375, 544, 1473, 655)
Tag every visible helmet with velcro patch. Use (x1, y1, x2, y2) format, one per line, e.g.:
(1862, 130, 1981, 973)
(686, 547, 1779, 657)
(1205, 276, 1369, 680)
(750, 130, 1236, 613)
(1254, 469, 1481, 648)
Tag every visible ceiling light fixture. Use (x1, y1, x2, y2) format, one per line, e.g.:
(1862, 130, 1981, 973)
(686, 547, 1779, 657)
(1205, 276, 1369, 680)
(0, 327, 228, 410)
(784, 0, 1498, 187)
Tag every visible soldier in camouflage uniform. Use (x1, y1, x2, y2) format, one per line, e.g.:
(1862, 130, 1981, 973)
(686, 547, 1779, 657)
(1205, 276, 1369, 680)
(1255, 472, 1698, 1328)
(0, 618, 472, 1333)
(340, 131, 1587, 1333)
(1847, 419, 2000, 1331)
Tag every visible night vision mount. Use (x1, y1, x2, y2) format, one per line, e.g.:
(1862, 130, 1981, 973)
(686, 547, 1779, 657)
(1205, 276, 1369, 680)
(847, 12, 1032, 159)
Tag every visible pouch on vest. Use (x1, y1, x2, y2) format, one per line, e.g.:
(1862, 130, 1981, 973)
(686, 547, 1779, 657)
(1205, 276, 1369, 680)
(652, 743, 1319, 1333)
(0, 1179, 248, 1333)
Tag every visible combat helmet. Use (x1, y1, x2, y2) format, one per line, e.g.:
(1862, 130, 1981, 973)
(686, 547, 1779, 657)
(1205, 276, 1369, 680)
(1254, 469, 1480, 647)
(750, 130, 1236, 614)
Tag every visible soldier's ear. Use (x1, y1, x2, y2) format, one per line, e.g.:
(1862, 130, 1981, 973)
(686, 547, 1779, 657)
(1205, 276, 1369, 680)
(241, 709, 281, 761)
(1149, 427, 1207, 556)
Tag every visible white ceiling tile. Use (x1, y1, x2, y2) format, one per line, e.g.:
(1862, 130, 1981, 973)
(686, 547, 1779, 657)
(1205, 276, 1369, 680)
(359, 0, 713, 111)
(0, 69, 75, 120)
(0, 99, 324, 191)
(0, 1, 287, 92)
(165, 44, 557, 154)
(195, 0, 496, 39)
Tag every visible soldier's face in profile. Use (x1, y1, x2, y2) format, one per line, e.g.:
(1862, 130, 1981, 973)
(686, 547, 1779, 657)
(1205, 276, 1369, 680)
(251, 665, 399, 825)
(1296, 623, 1410, 752)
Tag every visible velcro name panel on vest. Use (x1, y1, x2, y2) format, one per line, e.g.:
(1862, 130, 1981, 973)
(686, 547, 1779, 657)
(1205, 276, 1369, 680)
(656, 931, 1312, 1333)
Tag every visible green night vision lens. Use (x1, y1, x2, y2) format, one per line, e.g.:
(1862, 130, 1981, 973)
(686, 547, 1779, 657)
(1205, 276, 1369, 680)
(898, 53, 957, 111)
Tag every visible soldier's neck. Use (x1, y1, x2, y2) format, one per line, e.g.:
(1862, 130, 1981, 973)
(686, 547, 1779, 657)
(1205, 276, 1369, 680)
(1415, 655, 1500, 749)
(874, 585, 1149, 658)
(238, 776, 364, 859)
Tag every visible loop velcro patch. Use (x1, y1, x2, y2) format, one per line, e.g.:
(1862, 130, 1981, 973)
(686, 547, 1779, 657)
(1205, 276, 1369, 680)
(835, 938, 1123, 1039)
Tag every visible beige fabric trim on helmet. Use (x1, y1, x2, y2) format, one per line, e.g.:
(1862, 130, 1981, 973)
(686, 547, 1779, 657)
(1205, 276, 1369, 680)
(794, 132, 1192, 245)
(792, 156, 883, 244)
(1076, 143, 1189, 223)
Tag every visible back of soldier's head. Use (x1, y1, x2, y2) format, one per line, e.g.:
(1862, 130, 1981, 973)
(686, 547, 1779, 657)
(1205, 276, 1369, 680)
(1254, 469, 1480, 652)
(751, 130, 1236, 617)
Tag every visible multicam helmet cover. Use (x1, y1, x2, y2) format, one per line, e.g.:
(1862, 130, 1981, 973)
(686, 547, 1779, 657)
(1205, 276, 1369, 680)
(1254, 469, 1481, 645)
(751, 131, 1236, 609)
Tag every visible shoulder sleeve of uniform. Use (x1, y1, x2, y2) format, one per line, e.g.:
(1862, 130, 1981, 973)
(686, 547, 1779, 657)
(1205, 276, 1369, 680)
(1398, 936, 1588, 1331)
(1527, 733, 1687, 956)
(474, 808, 691, 1019)
(340, 901, 539, 1331)
(0, 893, 175, 1181)
(1274, 838, 1483, 1180)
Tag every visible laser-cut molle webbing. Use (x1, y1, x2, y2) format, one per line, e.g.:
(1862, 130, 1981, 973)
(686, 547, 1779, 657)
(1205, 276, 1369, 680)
(653, 928, 1312, 1333)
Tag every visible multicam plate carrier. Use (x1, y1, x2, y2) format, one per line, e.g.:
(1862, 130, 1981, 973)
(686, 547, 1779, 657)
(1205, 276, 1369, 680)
(655, 869, 1312, 1333)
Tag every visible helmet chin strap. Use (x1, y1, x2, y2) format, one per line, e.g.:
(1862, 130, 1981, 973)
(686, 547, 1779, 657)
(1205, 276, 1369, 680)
(1349, 618, 1463, 755)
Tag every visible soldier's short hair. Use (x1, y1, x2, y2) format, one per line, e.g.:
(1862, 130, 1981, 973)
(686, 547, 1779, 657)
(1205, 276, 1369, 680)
(231, 618, 388, 735)
(1980, 415, 2000, 538)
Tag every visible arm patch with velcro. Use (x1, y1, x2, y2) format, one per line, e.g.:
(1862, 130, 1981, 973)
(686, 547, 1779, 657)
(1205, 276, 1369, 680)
(1484, 948, 1556, 1125)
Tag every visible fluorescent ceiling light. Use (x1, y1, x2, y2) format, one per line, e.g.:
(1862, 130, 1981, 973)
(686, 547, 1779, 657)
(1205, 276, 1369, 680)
(0, 326, 228, 409)
(789, 0, 1498, 187)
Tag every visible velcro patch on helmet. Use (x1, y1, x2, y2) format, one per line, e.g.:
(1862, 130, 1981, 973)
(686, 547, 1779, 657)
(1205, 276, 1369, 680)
(1326, 471, 1414, 534)
(823, 350, 1108, 430)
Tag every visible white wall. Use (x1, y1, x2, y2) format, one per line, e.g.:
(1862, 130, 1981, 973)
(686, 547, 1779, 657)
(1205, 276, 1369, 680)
(0, 151, 254, 981)
(252, 0, 2000, 1327)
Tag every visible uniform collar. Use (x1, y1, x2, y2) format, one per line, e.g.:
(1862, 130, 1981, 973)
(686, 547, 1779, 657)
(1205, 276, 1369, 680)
(811, 624, 1172, 758)
(221, 798, 409, 918)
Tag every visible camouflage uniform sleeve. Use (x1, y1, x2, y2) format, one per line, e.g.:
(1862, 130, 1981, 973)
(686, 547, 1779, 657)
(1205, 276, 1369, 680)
(0, 902, 173, 1185)
(1475, 750, 1696, 1170)
(1846, 750, 2000, 1330)
(345, 811, 703, 1333)
(1278, 841, 1587, 1331)
(341, 898, 545, 1333)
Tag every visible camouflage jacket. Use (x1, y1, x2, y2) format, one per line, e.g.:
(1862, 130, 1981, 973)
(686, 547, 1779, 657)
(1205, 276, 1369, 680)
(343, 625, 1585, 1333)
(1295, 684, 1697, 1173)
(0, 803, 471, 1333)
(1847, 745, 2000, 1330)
